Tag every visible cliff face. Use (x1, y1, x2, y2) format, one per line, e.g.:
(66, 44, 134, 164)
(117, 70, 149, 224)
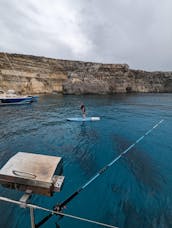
(0, 53, 68, 94)
(0, 52, 172, 94)
(63, 64, 172, 94)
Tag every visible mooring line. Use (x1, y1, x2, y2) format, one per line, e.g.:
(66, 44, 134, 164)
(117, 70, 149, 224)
(36, 119, 164, 227)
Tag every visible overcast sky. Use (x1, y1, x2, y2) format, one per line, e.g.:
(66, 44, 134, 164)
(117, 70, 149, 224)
(0, 0, 172, 71)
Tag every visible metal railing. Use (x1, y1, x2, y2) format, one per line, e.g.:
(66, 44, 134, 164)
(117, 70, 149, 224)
(0, 196, 118, 228)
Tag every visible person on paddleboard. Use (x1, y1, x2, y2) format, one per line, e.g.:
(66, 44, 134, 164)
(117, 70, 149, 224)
(80, 103, 86, 118)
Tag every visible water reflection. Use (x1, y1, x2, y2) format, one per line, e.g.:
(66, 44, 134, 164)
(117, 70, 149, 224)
(70, 123, 99, 177)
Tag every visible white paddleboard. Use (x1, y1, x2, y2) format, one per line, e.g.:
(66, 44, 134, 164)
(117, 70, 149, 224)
(67, 117, 100, 122)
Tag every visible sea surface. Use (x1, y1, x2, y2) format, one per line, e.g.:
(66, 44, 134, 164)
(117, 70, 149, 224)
(0, 94, 172, 228)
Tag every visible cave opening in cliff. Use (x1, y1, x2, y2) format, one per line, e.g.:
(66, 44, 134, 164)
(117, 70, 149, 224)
(126, 86, 132, 93)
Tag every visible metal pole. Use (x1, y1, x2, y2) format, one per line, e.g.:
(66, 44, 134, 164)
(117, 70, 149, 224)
(30, 207, 35, 228)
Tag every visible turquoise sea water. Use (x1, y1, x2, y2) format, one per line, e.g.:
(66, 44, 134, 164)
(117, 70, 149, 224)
(0, 94, 172, 228)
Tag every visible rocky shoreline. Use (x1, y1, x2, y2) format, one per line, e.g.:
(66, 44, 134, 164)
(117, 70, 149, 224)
(0, 52, 172, 94)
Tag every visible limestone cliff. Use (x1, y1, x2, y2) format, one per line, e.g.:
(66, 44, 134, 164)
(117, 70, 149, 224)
(0, 52, 172, 94)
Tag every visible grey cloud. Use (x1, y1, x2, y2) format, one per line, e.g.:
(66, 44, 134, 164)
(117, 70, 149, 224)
(77, 0, 172, 70)
(0, 0, 172, 71)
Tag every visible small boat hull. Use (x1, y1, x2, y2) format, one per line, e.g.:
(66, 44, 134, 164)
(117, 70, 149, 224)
(0, 90, 38, 105)
(0, 97, 32, 106)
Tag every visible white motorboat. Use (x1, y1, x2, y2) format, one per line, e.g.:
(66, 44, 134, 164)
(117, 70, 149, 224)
(0, 90, 38, 105)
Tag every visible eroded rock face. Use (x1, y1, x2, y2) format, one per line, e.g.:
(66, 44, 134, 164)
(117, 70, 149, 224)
(63, 76, 110, 94)
(63, 64, 172, 94)
(0, 52, 172, 94)
(0, 53, 68, 94)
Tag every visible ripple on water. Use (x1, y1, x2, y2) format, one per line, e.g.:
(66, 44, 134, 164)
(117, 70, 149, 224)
(0, 94, 172, 228)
